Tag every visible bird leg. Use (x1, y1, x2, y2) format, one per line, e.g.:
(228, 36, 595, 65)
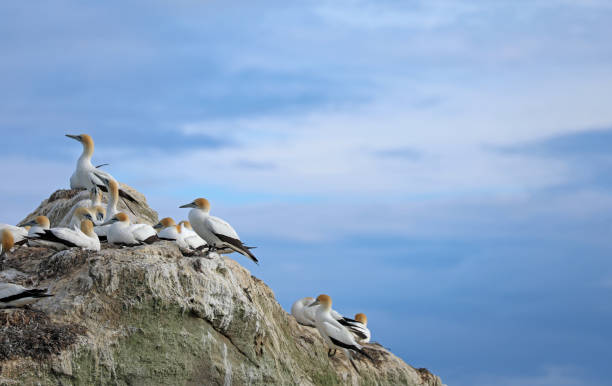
(328, 348, 337, 357)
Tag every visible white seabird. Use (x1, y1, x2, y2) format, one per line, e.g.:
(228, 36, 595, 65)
(178, 221, 208, 251)
(93, 176, 120, 239)
(1, 228, 15, 257)
(65, 133, 137, 203)
(0, 282, 53, 308)
(68, 207, 95, 229)
(0, 223, 28, 246)
(23, 216, 51, 246)
(308, 294, 372, 373)
(179, 198, 258, 264)
(154, 217, 190, 251)
(344, 313, 371, 344)
(26, 220, 100, 251)
(101, 213, 158, 246)
(291, 297, 318, 327)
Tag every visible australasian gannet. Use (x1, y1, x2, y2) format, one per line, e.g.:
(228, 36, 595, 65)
(0, 223, 28, 245)
(63, 186, 102, 226)
(178, 221, 208, 251)
(344, 313, 371, 343)
(154, 217, 190, 251)
(26, 220, 100, 251)
(0, 282, 53, 308)
(1, 229, 15, 257)
(24, 216, 51, 246)
(93, 176, 120, 239)
(308, 294, 372, 373)
(68, 207, 95, 229)
(65, 133, 137, 203)
(101, 213, 158, 246)
(292, 297, 359, 328)
(179, 198, 258, 264)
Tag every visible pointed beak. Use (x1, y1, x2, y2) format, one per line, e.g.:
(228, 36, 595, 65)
(23, 220, 37, 227)
(179, 203, 194, 208)
(153, 223, 163, 230)
(65, 134, 81, 142)
(307, 300, 321, 308)
(100, 218, 115, 226)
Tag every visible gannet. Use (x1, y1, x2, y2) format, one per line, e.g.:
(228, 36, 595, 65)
(65, 133, 137, 203)
(1, 229, 15, 257)
(178, 221, 208, 251)
(101, 213, 158, 246)
(291, 297, 357, 328)
(291, 297, 317, 327)
(68, 207, 95, 229)
(93, 176, 120, 239)
(24, 216, 51, 246)
(308, 294, 372, 373)
(179, 198, 258, 264)
(345, 313, 371, 343)
(0, 282, 53, 308)
(0, 223, 28, 245)
(154, 217, 190, 251)
(93, 205, 106, 223)
(26, 220, 100, 251)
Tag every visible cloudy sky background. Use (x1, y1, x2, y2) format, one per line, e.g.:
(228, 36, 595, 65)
(2, 1, 612, 385)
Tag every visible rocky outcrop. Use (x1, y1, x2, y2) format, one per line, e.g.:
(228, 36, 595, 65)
(0, 188, 443, 386)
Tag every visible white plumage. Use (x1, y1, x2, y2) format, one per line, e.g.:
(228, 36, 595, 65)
(0, 224, 28, 245)
(103, 213, 157, 246)
(291, 297, 317, 327)
(26, 221, 100, 251)
(0, 282, 53, 308)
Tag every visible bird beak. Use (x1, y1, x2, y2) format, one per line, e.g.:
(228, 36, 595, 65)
(100, 219, 115, 226)
(307, 300, 321, 308)
(65, 134, 81, 142)
(153, 223, 163, 229)
(23, 220, 37, 227)
(179, 203, 194, 208)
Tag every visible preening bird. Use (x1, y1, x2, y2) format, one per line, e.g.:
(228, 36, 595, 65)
(179, 198, 258, 264)
(0, 228, 15, 257)
(101, 212, 158, 246)
(345, 313, 371, 343)
(0, 282, 53, 308)
(65, 133, 137, 203)
(0, 223, 28, 246)
(93, 175, 120, 239)
(26, 220, 100, 251)
(308, 294, 372, 373)
(291, 297, 317, 327)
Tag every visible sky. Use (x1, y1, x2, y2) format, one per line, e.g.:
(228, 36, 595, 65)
(1, 1, 612, 385)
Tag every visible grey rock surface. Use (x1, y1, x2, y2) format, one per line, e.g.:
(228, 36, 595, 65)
(0, 189, 443, 386)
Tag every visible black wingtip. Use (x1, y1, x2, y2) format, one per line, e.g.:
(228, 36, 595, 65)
(143, 235, 159, 244)
(119, 189, 138, 203)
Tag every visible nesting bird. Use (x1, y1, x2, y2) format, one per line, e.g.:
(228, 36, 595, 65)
(68, 207, 95, 229)
(308, 294, 372, 373)
(180, 198, 258, 264)
(26, 220, 100, 251)
(178, 221, 208, 251)
(344, 313, 371, 344)
(0, 223, 28, 246)
(291, 297, 318, 327)
(0, 229, 15, 257)
(0, 282, 53, 308)
(155, 217, 190, 251)
(101, 212, 158, 246)
(24, 216, 51, 246)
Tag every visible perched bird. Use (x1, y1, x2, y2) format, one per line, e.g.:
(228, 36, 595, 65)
(62, 186, 101, 226)
(93, 176, 120, 239)
(26, 220, 100, 251)
(308, 294, 372, 373)
(154, 217, 190, 251)
(1, 228, 15, 257)
(178, 221, 208, 251)
(101, 213, 158, 246)
(68, 207, 95, 229)
(345, 313, 371, 344)
(0, 282, 53, 308)
(24, 216, 51, 246)
(0, 223, 28, 246)
(180, 198, 258, 264)
(65, 133, 137, 203)
(291, 297, 317, 327)
(292, 296, 359, 328)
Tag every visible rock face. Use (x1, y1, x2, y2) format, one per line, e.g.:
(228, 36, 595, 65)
(0, 188, 443, 386)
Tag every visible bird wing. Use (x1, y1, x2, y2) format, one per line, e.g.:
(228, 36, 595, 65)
(130, 224, 156, 242)
(0, 283, 27, 299)
(184, 234, 206, 249)
(39, 228, 81, 248)
(322, 319, 360, 349)
(0, 225, 28, 241)
(347, 322, 370, 340)
(206, 216, 240, 239)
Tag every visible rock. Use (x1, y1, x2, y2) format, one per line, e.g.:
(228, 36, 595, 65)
(0, 189, 443, 386)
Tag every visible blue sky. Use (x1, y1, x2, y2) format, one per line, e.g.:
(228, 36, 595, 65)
(2, 1, 612, 385)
